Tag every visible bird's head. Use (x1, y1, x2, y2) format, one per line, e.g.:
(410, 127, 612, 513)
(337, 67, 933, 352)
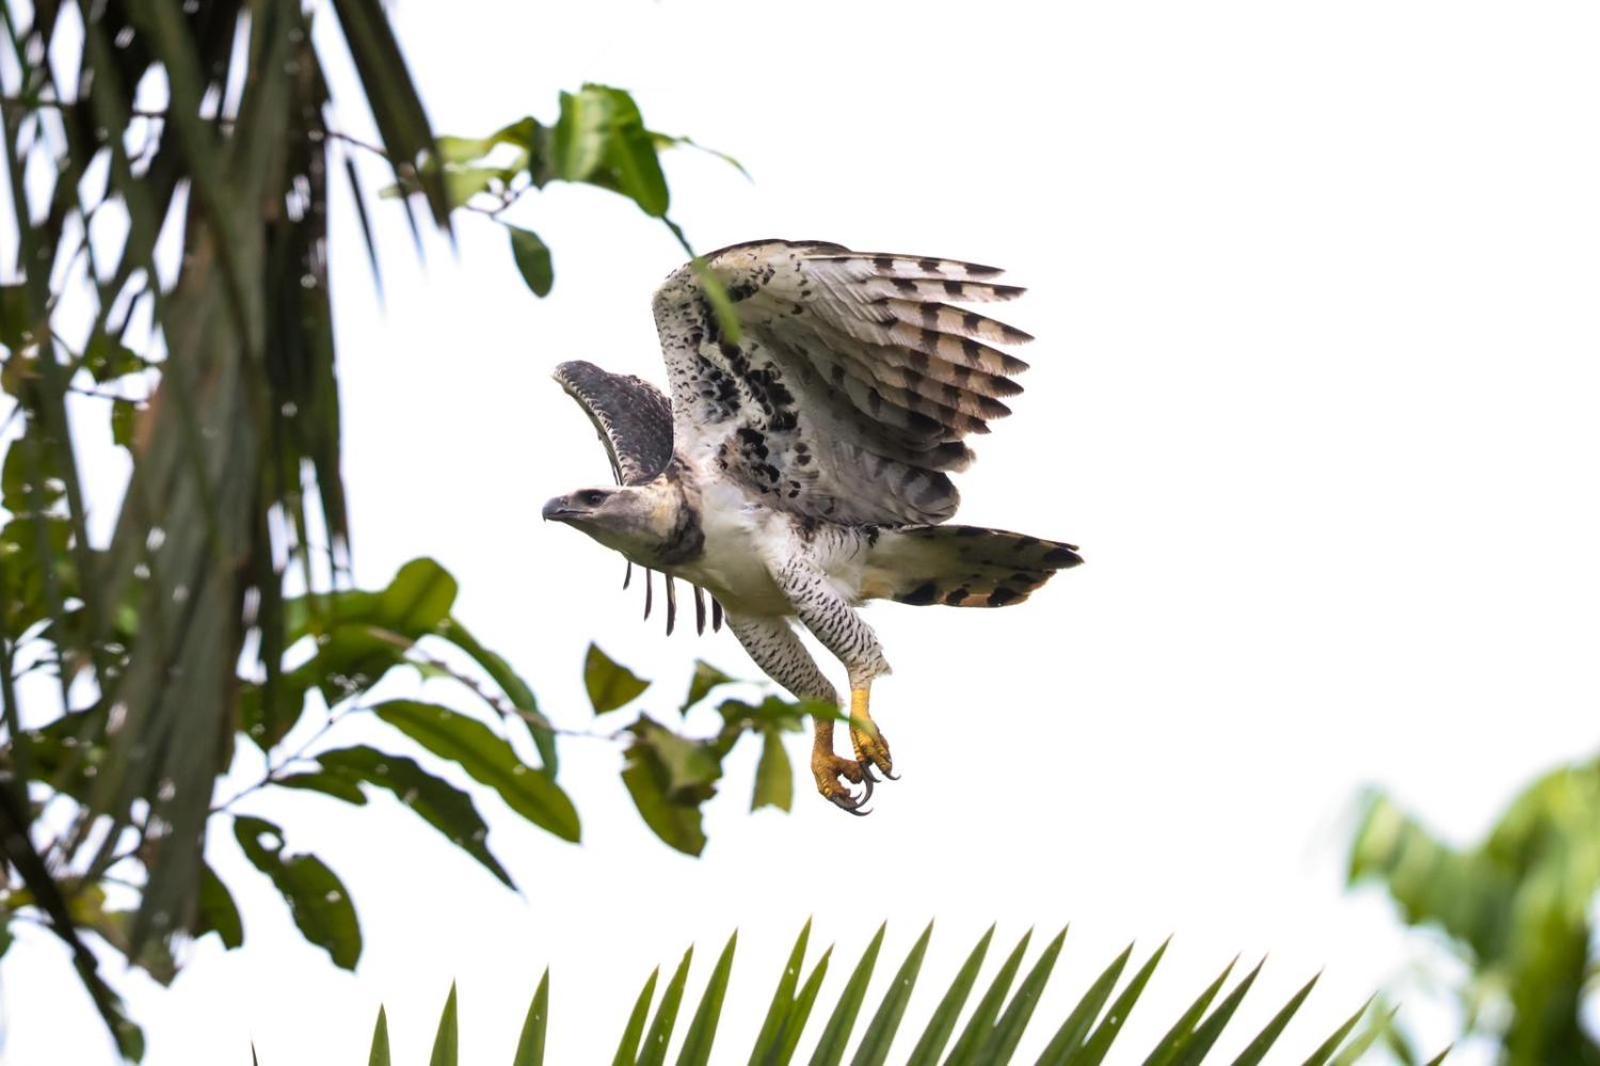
(542, 482, 684, 563)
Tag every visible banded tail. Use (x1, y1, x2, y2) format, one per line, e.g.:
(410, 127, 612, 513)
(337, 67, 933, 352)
(864, 525, 1082, 608)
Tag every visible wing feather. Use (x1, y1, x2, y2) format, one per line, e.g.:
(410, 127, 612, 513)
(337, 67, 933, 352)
(652, 239, 1034, 525)
(554, 360, 674, 486)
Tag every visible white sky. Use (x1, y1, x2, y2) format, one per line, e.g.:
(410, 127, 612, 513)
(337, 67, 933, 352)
(5, 1, 1600, 1063)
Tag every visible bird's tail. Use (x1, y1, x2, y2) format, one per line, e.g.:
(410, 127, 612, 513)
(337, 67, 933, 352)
(863, 525, 1082, 608)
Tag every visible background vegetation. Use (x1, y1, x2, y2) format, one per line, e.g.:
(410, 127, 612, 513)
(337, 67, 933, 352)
(0, 1, 1589, 1063)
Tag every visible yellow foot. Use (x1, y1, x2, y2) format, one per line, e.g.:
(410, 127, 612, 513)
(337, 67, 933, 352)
(812, 744, 872, 815)
(848, 688, 897, 782)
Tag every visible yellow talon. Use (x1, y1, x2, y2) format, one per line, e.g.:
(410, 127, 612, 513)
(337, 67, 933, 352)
(848, 686, 894, 779)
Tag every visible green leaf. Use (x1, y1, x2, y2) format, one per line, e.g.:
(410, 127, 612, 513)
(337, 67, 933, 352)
(905, 925, 995, 1066)
(752, 920, 813, 1063)
(232, 816, 361, 970)
(945, 928, 1033, 1066)
(1229, 971, 1318, 1066)
(1037, 945, 1133, 1065)
(435, 615, 558, 775)
(513, 971, 549, 1066)
(508, 227, 554, 297)
(272, 770, 371, 806)
(547, 85, 669, 216)
(376, 557, 459, 633)
(676, 931, 737, 1066)
(1068, 938, 1169, 1066)
(368, 1006, 391, 1066)
(849, 921, 934, 1066)
(1301, 997, 1373, 1066)
(197, 864, 244, 950)
(328, 0, 451, 226)
(314, 745, 515, 887)
(82, 333, 145, 383)
(109, 399, 139, 448)
(613, 968, 660, 1066)
(430, 982, 459, 1066)
(1143, 956, 1237, 1066)
(585, 643, 650, 713)
(375, 700, 580, 842)
(1167, 959, 1262, 1066)
(979, 925, 1068, 1063)
(621, 716, 722, 856)
(809, 923, 886, 1066)
(639, 947, 693, 1066)
(683, 660, 738, 713)
(752, 730, 794, 812)
(772, 947, 833, 1066)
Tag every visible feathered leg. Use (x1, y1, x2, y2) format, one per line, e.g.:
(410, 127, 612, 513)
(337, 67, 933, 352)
(724, 613, 872, 813)
(767, 555, 897, 784)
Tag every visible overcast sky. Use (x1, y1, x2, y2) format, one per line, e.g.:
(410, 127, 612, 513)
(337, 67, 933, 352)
(6, 1, 1600, 1063)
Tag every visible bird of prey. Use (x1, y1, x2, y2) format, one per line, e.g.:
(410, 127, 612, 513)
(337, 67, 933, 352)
(543, 239, 1081, 813)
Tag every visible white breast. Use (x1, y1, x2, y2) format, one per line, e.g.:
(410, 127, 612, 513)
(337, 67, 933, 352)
(671, 470, 792, 616)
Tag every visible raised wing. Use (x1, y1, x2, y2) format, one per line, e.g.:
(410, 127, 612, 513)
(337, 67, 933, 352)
(553, 360, 673, 486)
(553, 359, 722, 636)
(651, 239, 1031, 525)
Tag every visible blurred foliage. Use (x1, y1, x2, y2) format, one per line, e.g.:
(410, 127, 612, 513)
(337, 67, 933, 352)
(1350, 758, 1600, 1065)
(323, 922, 1427, 1066)
(0, 0, 749, 1056)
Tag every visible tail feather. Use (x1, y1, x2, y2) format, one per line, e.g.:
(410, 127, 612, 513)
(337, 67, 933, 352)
(864, 524, 1082, 608)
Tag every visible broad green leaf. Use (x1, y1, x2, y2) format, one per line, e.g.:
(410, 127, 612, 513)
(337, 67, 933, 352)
(613, 968, 660, 1066)
(1230, 972, 1318, 1066)
(430, 983, 459, 1066)
(376, 558, 459, 633)
(905, 925, 995, 1066)
(979, 925, 1068, 1063)
(197, 863, 244, 950)
(752, 730, 794, 812)
(1068, 938, 1169, 1066)
(850, 921, 934, 1066)
(1035, 943, 1133, 1065)
(272, 770, 370, 806)
(435, 615, 558, 775)
(314, 745, 514, 887)
(375, 701, 579, 842)
(621, 716, 724, 855)
(752, 920, 813, 1063)
(683, 660, 738, 713)
(639, 947, 694, 1066)
(676, 932, 737, 1066)
(509, 227, 554, 297)
(809, 923, 886, 1066)
(585, 643, 650, 713)
(232, 816, 361, 969)
(945, 928, 1033, 1066)
(368, 1007, 391, 1066)
(513, 971, 549, 1066)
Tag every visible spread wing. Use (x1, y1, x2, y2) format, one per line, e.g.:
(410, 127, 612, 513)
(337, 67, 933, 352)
(552, 359, 723, 636)
(553, 360, 673, 486)
(651, 239, 1031, 525)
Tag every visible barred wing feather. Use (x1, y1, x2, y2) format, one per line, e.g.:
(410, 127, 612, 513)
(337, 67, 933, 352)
(652, 239, 1032, 526)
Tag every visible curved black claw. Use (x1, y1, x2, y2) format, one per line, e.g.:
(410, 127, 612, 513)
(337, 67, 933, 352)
(830, 792, 872, 816)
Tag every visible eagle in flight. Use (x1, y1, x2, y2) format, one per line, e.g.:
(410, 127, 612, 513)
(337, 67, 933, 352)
(543, 240, 1081, 813)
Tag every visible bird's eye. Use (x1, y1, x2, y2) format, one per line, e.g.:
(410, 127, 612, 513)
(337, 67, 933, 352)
(580, 490, 606, 506)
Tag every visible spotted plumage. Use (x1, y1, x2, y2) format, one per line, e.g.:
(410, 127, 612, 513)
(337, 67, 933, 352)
(544, 239, 1082, 812)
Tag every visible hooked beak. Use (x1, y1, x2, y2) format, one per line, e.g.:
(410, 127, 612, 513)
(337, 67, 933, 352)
(542, 494, 589, 523)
